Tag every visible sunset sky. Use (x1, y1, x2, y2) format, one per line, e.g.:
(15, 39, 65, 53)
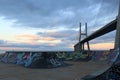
(0, 0, 119, 51)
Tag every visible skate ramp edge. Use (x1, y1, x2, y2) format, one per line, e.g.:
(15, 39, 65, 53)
(81, 65, 111, 80)
(82, 47, 120, 80)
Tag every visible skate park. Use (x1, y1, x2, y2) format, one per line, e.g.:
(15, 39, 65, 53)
(0, 0, 119, 80)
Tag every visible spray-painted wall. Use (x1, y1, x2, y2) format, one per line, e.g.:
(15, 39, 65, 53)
(0, 52, 65, 68)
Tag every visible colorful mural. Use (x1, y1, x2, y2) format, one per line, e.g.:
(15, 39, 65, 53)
(0, 52, 66, 68)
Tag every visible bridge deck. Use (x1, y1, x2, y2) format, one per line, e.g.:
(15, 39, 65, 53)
(75, 19, 117, 47)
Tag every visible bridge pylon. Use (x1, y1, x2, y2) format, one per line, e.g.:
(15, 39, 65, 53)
(78, 22, 90, 53)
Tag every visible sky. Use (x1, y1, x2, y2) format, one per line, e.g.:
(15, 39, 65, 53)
(0, 0, 119, 51)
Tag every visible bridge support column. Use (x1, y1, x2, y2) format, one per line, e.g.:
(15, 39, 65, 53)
(85, 23, 90, 51)
(82, 43, 85, 51)
(79, 43, 82, 52)
(79, 23, 90, 53)
(74, 23, 90, 53)
(115, 1, 120, 50)
(115, 1, 120, 62)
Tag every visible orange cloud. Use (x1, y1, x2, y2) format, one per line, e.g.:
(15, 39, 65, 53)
(15, 34, 38, 40)
(85, 43, 114, 50)
(38, 38, 61, 43)
(43, 37, 56, 41)
(49, 43, 56, 46)
(15, 34, 61, 44)
(14, 34, 39, 44)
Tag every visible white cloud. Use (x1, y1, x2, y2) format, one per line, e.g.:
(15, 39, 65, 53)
(0, 0, 118, 50)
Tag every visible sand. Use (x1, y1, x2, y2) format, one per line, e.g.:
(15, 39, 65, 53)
(0, 61, 108, 80)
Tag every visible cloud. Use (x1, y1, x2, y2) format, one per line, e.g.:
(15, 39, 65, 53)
(0, 40, 73, 51)
(0, 0, 118, 29)
(0, 0, 118, 50)
(15, 34, 38, 40)
(37, 29, 78, 41)
(0, 40, 7, 44)
(14, 34, 62, 44)
(0, 30, 78, 51)
(0, 30, 116, 51)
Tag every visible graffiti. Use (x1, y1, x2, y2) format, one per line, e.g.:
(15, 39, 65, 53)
(0, 52, 66, 68)
(106, 48, 120, 64)
(82, 48, 120, 80)
(89, 51, 108, 61)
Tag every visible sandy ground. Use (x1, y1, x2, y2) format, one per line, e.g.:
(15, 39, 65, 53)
(0, 61, 108, 80)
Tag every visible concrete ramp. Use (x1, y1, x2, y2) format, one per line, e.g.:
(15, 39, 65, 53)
(0, 52, 67, 68)
(82, 65, 111, 80)
(82, 48, 120, 80)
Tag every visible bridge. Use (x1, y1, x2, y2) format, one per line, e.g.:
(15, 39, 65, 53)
(74, 4, 120, 52)
(78, 1, 120, 79)
(74, 3, 120, 52)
